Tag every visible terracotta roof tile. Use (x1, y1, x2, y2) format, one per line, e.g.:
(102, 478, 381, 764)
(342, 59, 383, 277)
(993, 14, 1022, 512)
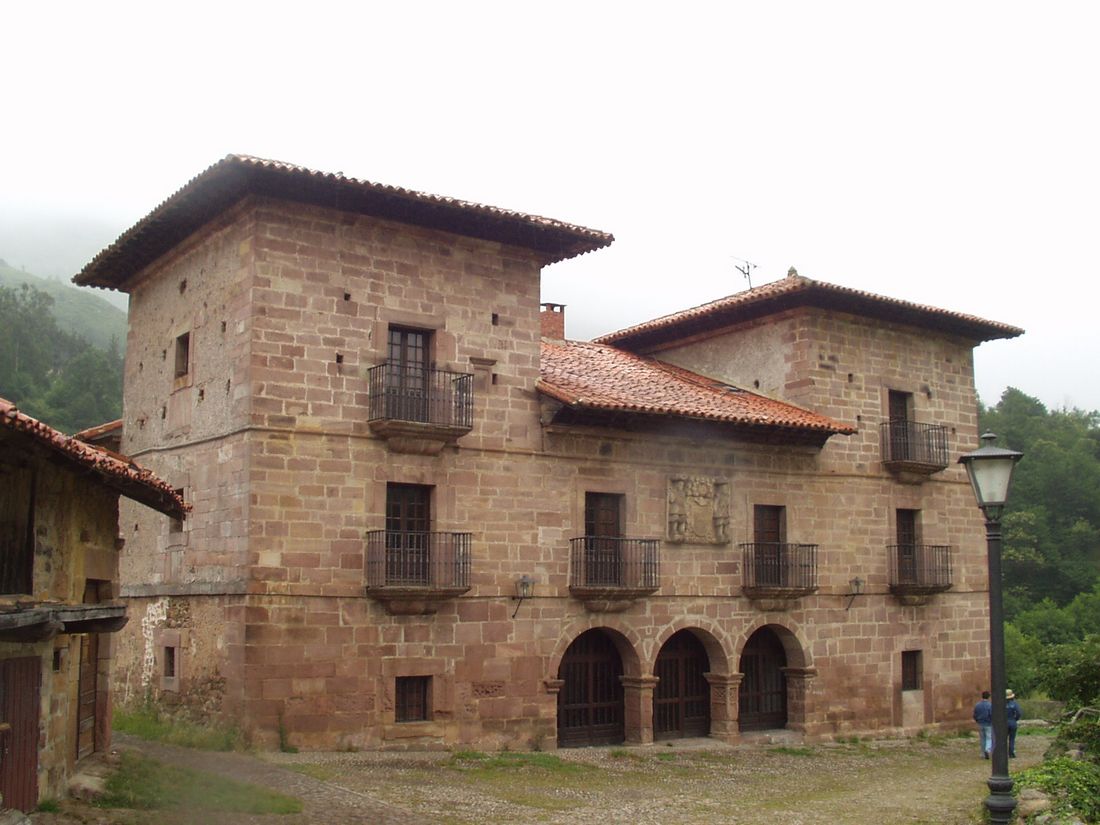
(74, 418, 123, 442)
(74, 155, 614, 290)
(0, 398, 187, 518)
(538, 341, 854, 435)
(596, 273, 1024, 349)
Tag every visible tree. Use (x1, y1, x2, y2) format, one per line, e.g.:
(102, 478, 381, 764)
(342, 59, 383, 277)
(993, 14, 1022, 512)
(981, 388, 1100, 613)
(0, 283, 123, 432)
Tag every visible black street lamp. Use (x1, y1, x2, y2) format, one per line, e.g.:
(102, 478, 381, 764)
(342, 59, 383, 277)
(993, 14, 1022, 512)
(959, 432, 1023, 825)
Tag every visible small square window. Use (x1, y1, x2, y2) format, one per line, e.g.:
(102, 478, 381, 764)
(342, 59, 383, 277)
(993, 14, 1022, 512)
(902, 650, 922, 691)
(395, 675, 431, 722)
(174, 332, 191, 379)
(164, 646, 176, 678)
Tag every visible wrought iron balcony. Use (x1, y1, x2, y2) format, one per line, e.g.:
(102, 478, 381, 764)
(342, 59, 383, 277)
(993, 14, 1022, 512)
(366, 363, 473, 454)
(740, 543, 819, 601)
(888, 544, 952, 603)
(879, 420, 949, 476)
(365, 530, 471, 614)
(568, 537, 660, 609)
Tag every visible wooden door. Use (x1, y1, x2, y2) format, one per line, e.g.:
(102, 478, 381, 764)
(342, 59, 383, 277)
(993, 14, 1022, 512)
(896, 509, 919, 584)
(753, 505, 786, 586)
(385, 484, 431, 584)
(557, 630, 624, 747)
(386, 327, 430, 422)
(654, 630, 711, 740)
(738, 628, 788, 731)
(76, 579, 102, 760)
(0, 656, 40, 812)
(888, 390, 914, 460)
(584, 493, 623, 586)
(76, 635, 98, 759)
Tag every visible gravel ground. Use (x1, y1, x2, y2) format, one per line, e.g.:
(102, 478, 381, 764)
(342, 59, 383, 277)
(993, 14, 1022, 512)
(29, 731, 1050, 825)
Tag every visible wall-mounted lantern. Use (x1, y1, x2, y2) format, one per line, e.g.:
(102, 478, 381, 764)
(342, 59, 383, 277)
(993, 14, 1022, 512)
(846, 576, 865, 611)
(511, 574, 535, 618)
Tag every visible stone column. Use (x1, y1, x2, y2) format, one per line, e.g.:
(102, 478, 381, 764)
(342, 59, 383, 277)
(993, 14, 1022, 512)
(704, 672, 743, 743)
(781, 666, 818, 735)
(620, 675, 659, 745)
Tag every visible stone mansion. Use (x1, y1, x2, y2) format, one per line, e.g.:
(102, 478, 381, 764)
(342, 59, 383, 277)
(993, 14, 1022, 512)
(74, 155, 1022, 750)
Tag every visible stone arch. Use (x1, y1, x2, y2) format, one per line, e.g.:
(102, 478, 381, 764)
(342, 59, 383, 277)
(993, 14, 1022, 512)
(648, 619, 732, 678)
(733, 617, 813, 671)
(547, 621, 648, 747)
(546, 618, 645, 683)
(734, 619, 817, 735)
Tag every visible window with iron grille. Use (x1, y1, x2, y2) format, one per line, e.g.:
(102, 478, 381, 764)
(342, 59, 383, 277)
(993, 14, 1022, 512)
(902, 650, 922, 691)
(395, 675, 431, 722)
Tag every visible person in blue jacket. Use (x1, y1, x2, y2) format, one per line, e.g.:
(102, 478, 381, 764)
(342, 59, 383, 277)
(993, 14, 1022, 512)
(973, 690, 993, 758)
(1005, 689, 1023, 758)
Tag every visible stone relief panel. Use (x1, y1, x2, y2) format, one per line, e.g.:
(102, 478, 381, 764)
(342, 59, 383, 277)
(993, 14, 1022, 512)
(667, 476, 731, 545)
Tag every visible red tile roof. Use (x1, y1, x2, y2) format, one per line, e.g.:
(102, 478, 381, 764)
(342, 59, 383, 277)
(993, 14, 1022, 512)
(596, 273, 1024, 350)
(0, 398, 187, 518)
(538, 340, 854, 436)
(74, 155, 614, 290)
(74, 418, 123, 443)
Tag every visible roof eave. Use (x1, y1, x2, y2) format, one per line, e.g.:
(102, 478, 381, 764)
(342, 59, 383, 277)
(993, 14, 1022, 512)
(73, 155, 614, 291)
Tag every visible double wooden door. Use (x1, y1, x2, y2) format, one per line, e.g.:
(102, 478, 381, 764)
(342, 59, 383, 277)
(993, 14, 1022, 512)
(738, 628, 788, 731)
(557, 630, 624, 747)
(654, 631, 710, 740)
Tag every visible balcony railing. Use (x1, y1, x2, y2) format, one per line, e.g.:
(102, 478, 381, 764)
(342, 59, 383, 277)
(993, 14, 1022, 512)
(366, 364, 474, 453)
(879, 420, 949, 474)
(888, 544, 952, 595)
(364, 531, 471, 612)
(740, 543, 818, 597)
(568, 537, 660, 602)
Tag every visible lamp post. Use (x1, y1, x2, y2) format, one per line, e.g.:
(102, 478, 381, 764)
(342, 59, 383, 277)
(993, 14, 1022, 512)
(959, 432, 1023, 825)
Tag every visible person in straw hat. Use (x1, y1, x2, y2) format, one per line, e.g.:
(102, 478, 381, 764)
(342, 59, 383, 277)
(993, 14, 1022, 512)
(1005, 689, 1023, 758)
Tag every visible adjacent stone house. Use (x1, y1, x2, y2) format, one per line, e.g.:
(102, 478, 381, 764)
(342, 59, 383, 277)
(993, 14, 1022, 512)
(0, 398, 184, 813)
(74, 155, 1022, 750)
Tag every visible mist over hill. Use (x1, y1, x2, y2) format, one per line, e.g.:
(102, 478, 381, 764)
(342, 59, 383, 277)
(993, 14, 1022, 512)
(0, 212, 128, 311)
(0, 258, 127, 350)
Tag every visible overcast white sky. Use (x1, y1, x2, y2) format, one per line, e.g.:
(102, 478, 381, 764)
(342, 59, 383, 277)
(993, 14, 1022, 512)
(2, 2, 1097, 412)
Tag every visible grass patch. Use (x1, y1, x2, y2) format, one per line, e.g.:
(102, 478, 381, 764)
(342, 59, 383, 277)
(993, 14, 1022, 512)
(447, 750, 589, 774)
(35, 799, 60, 813)
(285, 762, 338, 782)
(771, 746, 814, 757)
(656, 752, 676, 762)
(114, 704, 245, 751)
(97, 751, 301, 814)
(609, 748, 644, 761)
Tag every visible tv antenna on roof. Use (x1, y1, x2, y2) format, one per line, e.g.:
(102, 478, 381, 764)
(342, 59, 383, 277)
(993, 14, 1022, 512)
(732, 256, 758, 289)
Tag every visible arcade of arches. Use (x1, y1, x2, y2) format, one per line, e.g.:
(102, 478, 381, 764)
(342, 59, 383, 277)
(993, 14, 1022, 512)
(552, 625, 817, 747)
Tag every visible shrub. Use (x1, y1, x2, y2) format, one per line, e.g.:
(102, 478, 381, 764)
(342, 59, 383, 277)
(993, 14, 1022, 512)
(1049, 715, 1100, 764)
(1014, 757, 1100, 822)
(1039, 635, 1100, 710)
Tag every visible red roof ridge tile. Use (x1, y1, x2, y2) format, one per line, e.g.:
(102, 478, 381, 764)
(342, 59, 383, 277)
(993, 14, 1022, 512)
(74, 155, 614, 290)
(595, 272, 1023, 347)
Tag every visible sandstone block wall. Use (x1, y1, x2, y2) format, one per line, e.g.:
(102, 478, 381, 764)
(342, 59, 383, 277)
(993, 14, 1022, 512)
(113, 200, 994, 751)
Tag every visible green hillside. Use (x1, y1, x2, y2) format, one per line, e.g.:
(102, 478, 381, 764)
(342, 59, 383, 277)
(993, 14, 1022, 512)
(0, 258, 127, 351)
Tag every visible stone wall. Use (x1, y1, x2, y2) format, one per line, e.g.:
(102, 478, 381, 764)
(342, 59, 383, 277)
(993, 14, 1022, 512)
(1, 457, 122, 802)
(113, 199, 993, 751)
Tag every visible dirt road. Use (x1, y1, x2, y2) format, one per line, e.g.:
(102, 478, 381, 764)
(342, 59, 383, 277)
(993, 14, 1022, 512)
(31, 731, 1049, 825)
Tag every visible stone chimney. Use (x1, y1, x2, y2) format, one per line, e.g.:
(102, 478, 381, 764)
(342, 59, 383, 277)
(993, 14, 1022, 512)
(540, 303, 566, 339)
